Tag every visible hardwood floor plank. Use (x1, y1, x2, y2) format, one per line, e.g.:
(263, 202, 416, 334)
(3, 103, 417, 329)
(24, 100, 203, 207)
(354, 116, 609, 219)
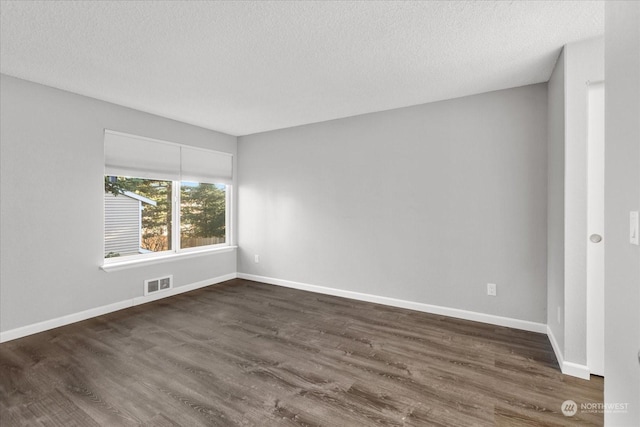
(25, 389, 100, 427)
(0, 279, 603, 426)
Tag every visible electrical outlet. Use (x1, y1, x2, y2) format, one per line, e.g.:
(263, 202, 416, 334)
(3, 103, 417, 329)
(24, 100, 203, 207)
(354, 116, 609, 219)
(254, 254, 260, 263)
(487, 283, 497, 296)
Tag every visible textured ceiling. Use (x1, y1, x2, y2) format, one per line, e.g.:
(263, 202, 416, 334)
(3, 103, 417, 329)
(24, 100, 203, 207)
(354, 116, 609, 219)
(0, 1, 603, 136)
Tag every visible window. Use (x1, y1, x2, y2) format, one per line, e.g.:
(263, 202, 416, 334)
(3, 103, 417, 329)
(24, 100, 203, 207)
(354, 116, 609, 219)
(105, 178, 173, 257)
(103, 130, 232, 262)
(180, 182, 227, 249)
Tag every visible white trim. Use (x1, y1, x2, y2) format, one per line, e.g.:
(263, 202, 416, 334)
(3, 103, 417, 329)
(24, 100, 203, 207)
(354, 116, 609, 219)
(2, 269, 591, 382)
(237, 273, 547, 334)
(0, 273, 237, 343)
(172, 180, 180, 254)
(546, 324, 591, 380)
(101, 246, 237, 272)
(562, 361, 591, 380)
(0, 300, 131, 344)
(225, 184, 233, 246)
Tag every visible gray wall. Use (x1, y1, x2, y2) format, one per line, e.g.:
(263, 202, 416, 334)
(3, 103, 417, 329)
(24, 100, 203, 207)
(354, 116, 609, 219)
(547, 49, 565, 352)
(563, 37, 604, 366)
(238, 84, 548, 323)
(604, 1, 640, 425)
(0, 74, 237, 333)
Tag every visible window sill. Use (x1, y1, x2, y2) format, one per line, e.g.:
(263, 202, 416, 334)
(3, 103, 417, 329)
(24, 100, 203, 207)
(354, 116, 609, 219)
(100, 246, 237, 272)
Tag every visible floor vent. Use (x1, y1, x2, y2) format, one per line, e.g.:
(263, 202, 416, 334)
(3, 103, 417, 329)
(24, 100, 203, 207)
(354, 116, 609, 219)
(144, 275, 173, 296)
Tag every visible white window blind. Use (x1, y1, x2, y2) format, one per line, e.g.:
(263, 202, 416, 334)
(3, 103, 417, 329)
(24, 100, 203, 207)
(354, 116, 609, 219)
(104, 130, 232, 184)
(104, 131, 180, 180)
(181, 146, 233, 185)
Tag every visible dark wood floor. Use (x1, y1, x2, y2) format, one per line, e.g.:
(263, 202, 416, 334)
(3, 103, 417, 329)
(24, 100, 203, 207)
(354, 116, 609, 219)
(1, 278, 603, 426)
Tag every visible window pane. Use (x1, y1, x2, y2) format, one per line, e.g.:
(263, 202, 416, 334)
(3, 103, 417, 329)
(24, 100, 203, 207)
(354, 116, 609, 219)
(180, 182, 226, 249)
(104, 176, 173, 258)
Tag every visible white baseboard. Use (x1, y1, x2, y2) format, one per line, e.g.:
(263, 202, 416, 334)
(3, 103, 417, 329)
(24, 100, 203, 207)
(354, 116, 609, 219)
(237, 273, 547, 334)
(2, 271, 590, 381)
(0, 273, 237, 343)
(546, 325, 591, 380)
(0, 300, 133, 344)
(239, 273, 596, 379)
(562, 361, 591, 380)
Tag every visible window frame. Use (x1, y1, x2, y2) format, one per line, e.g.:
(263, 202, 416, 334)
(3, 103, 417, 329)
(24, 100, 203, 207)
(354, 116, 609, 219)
(103, 179, 233, 266)
(102, 130, 234, 267)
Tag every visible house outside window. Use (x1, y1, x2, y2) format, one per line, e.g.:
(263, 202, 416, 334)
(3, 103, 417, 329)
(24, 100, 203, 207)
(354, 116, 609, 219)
(104, 190, 158, 257)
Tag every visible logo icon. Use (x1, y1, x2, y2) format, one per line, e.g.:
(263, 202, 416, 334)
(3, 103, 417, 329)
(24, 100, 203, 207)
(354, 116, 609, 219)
(562, 400, 578, 417)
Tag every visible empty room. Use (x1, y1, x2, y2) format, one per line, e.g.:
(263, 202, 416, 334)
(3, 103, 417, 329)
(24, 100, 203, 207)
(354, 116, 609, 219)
(1, 1, 638, 426)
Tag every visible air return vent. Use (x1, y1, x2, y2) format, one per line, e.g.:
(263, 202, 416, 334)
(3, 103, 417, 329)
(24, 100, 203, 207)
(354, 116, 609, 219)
(144, 275, 173, 296)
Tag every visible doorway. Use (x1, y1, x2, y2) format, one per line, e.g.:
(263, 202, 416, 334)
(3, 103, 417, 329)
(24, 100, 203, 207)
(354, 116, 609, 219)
(587, 81, 605, 377)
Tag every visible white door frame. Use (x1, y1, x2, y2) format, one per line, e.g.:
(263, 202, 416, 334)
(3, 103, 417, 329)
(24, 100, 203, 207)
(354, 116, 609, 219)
(586, 80, 605, 377)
